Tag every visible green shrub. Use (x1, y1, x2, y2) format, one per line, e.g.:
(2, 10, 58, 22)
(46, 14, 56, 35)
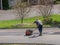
(43, 18, 53, 25)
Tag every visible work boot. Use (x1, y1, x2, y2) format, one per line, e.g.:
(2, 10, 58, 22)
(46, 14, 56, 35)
(39, 33, 42, 36)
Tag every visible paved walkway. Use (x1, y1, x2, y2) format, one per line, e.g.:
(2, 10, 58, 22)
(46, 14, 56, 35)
(0, 28, 60, 45)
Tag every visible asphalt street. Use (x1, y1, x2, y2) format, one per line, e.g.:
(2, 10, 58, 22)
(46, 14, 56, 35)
(0, 28, 60, 45)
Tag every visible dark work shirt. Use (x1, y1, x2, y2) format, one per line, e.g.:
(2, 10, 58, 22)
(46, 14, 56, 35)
(34, 20, 43, 27)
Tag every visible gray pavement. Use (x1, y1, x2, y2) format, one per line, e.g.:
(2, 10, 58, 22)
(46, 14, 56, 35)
(0, 28, 60, 44)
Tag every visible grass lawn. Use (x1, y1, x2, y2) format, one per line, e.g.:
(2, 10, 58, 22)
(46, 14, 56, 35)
(51, 14, 60, 22)
(0, 14, 60, 29)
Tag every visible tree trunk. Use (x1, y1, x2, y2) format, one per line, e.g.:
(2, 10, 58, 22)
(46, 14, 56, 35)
(21, 17, 24, 24)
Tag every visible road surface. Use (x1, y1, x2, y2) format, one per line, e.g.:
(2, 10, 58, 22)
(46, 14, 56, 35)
(0, 28, 60, 45)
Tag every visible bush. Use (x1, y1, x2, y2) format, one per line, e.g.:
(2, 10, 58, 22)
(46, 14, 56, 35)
(43, 18, 53, 25)
(52, 21, 60, 27)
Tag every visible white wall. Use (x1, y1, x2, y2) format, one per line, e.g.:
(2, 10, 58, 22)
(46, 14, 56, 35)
(0, 10, 17, 20)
